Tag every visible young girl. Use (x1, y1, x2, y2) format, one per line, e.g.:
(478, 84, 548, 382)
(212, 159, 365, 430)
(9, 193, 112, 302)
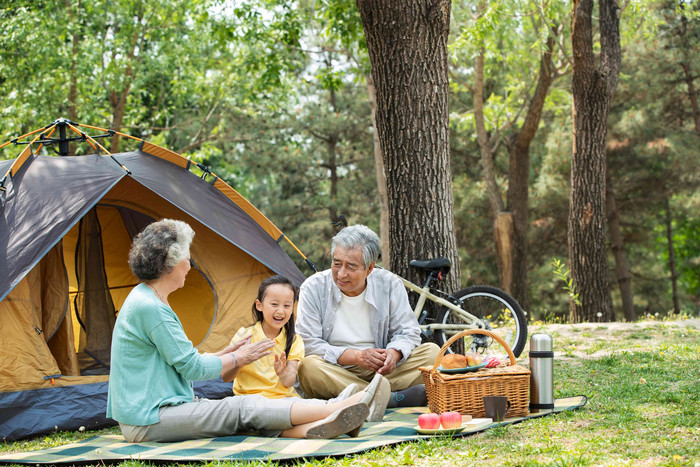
(230, 275, 305, 399)
(230, 275, 392, 426)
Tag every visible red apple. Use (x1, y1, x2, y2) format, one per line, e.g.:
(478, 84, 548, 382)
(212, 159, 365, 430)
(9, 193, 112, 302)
(440, 411, 462, 429)
(418, 412, 441, 429)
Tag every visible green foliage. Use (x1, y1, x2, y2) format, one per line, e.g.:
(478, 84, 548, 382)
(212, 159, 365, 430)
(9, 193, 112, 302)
(448, 0, 573, 312)
(228, 0, 306, 91)
(446, 0, 699, 320)
(314, 67, 344, 92)
(451, 0, 506, 55)
(452, 172, 500, 284)
(0, 0, 697, 319)
(654, 195, 700, 299)
(551, 258, 582, 307)
(604, 0, 700, 316)
(673, 210, 700, 296)
(315, 0, 366, 53)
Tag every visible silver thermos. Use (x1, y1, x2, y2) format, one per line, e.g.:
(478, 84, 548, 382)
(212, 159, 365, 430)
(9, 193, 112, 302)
(529, 333, 554, 413)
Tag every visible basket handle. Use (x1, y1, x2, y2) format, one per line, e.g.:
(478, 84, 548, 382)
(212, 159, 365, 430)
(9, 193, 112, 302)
(428, 329, 517, 383)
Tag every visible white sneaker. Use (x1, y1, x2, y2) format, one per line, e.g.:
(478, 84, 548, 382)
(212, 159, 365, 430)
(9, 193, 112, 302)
(360, 373, 391, 422)
(329, 383, 360, 403)
(305, 402, 369, 439)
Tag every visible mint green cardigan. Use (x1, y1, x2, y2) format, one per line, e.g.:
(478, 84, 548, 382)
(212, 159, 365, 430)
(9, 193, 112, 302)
(106, 284, 222, 426)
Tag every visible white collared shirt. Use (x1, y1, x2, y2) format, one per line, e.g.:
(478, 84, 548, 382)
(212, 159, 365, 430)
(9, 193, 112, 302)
(296, 268, 421, 366)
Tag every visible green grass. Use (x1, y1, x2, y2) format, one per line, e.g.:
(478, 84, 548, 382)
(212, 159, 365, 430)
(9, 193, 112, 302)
(2, 319, 699, 466)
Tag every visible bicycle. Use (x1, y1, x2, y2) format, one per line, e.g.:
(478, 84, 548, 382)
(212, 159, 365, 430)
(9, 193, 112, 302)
(402, 257, 527, 358)
(322, 218, 528, 358)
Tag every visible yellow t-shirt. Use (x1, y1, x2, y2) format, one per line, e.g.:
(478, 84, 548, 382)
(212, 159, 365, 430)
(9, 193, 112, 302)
(230, 321, 305, 399)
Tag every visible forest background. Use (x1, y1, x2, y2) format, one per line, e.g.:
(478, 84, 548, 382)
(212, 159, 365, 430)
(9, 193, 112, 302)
(1, 0, 698, 324)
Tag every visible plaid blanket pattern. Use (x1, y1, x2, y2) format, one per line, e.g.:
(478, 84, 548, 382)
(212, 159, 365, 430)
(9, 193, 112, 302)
(0, 396, 586, 464)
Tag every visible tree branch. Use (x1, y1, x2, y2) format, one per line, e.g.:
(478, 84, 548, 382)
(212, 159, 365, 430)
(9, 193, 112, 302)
(534, 1, 573, 68)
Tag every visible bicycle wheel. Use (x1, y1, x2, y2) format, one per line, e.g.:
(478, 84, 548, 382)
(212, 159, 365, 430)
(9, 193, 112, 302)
(434, 285, 527, 358)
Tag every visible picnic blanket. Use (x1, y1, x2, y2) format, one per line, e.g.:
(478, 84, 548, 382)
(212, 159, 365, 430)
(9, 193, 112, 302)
(0, 396, 586, 464)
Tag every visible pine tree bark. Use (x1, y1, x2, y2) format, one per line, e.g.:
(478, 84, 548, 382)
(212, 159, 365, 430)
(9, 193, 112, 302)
(569, 0, 620, 322)
(356, 0, 459, 291)
(605, 172, 635, 321)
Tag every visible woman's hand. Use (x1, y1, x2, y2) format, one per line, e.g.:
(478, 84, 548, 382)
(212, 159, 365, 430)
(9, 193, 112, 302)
(214, 335, 252, 356)
(229, 335, 253, 352)
(219, 337, 273, 382)
(233, 338, 274, 366)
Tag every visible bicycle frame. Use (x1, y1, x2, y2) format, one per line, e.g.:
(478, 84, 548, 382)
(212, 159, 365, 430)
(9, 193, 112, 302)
(400, 276, 484, 335)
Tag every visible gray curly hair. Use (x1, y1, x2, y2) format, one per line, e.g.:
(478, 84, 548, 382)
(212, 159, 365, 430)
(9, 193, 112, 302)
(331, 224, 380, 269)
(128, 219, 194, 281)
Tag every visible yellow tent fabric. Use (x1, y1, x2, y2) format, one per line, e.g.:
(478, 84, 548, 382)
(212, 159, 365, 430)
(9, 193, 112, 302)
(0, 244, 88, 392)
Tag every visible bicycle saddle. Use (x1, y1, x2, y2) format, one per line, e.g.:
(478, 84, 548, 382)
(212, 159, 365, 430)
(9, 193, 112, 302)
(409, 258, 451, 275)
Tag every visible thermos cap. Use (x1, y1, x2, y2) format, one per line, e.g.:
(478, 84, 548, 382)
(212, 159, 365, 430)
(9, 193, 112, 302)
(530, 333, 553, 352)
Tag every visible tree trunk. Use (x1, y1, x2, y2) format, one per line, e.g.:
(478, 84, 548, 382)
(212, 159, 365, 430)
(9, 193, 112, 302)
(356, 0, 459, 291)
(64, 0, 81, 156)
(507, 35, 557, 311)
(474, 48, 505, 216)
(569, 0, 620, 322)
(473, 45, 511, 292)
(327, 86, 340, 223)
(605, 171, 635, 321)
(367, 75, 391, 267)
(679, 11, 700, 135)
(680, 62, 700, 135)
(108, 10, 143, 153)
(664, 198, 681, 314)
(494, 212, 514, 294)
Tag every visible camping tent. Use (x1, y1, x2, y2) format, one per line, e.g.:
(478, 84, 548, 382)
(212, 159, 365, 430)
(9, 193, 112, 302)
(0, 120, 310, 440)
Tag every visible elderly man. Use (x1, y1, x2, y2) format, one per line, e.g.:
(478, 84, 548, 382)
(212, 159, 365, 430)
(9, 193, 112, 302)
(296, 224, 440, 416)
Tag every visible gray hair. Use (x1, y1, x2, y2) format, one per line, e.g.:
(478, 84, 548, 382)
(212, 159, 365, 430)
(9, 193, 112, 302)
(331, 224, 381, 269)
(128, 219, 195, 281)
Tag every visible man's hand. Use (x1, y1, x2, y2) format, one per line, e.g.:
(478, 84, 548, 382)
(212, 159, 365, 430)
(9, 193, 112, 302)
(378, 348, 401, 376)
(355, 348, 387, 372)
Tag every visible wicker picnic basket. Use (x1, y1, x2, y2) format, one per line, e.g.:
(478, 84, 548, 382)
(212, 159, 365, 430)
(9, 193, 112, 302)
(420, 329, 530, 418)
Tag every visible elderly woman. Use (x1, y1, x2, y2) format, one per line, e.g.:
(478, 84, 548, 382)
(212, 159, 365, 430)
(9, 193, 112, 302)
(107, 219, 388, 442)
